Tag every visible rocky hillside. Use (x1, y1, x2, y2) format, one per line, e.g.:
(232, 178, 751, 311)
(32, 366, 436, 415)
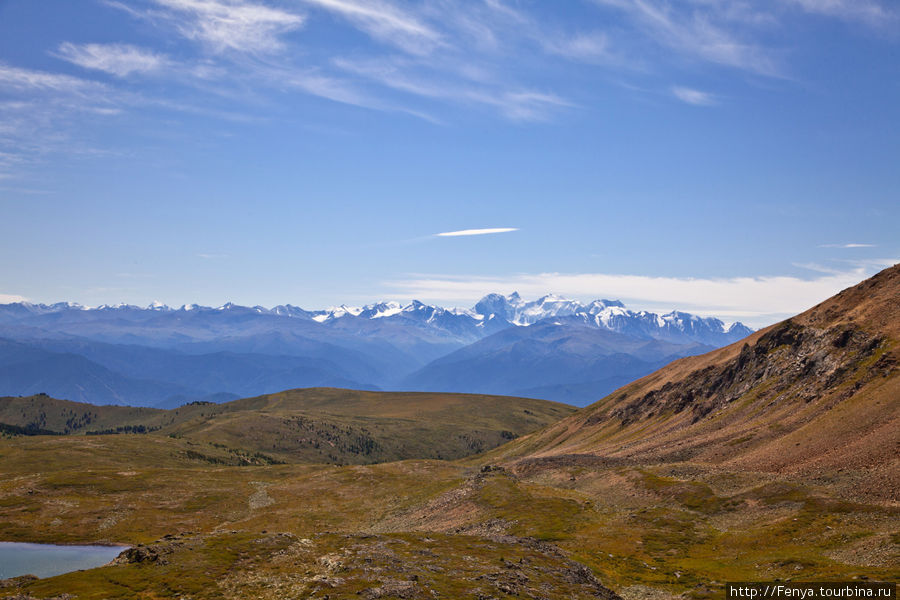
(489, 264, 900, 500)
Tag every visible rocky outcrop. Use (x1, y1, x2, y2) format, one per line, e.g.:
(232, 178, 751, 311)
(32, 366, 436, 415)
(610, 320, 895, 426)
(113, 532, 192, 566)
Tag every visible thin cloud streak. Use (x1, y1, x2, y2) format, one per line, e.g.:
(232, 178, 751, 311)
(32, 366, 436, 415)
(435, 228, 519, 237)
(332, 56, 573, 121)
(591, 0, 782, 75)
(54, 43, 169, 77)
(111, 0, 306, 55)
(386, 265, 895, 327)
(786, 0, 899, 28)
(819, 243, 875, 248)
(672, 86, 716, 105)
(298, 0, 443, 55)
(539, 31, 628, 66)
(0, 63, 107, 95)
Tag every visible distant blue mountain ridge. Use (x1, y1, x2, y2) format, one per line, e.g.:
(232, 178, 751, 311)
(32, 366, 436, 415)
(0, 294, 752, 407)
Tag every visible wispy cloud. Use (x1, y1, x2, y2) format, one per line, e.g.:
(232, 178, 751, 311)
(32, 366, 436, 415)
(112, 0, 306, 55)
(0, 64, 122, 178)
(101, 0, 573, 121)
(0, 293, 28, 304)
(386, 264, 895, 327)
(465, 90, 573, 122)
(819, 243, 875, 248)
(0, 60, 266, 180)
(86, 0, 893, 128)
(591, 0, 781, 76)
(0, 63, 106, 95)
(786, 0, 899, 29)
(298, 0, 442, 55)
(671, 85, 717, 105)
(4, 0, 896, 177)
(540, 32, 619, 64)
(197, 252, 229, 259)
(280, 67, 380, 109)
(54, 43, 169, 77)
(333, 56, 573, 121)
(0, 185, 53, 195)
(435, 228, 519, 237)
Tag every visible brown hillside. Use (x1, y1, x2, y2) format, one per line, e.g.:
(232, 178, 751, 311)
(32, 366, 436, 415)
(489, 264, 900, 500)
(0, 388, 574, 465)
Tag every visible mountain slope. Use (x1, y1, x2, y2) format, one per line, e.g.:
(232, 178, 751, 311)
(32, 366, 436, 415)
(0, 337, 378, 408)
(488, 263, 900, 499)
(403, 321, 713, 405)
(26, 338, 381, 400)
(0, 387, 576, 464)
(0, 338, 206, 406)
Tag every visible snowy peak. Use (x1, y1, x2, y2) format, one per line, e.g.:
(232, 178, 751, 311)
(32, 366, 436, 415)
(0, 296, 753, 347)
(358, 301, 403, 319)
(270, 304, 313, 319)
(517, 294, 583, 324)
(474, 293, 629, 327)
(726, 321, 754, 338)
(312, 304, 363, 322)
(473, 292, 522, 322)
(585, 299, 625, 312)
(465, 293, 752, 345)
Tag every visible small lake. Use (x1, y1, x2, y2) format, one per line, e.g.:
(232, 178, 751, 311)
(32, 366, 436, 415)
(0, 542, 126, 579)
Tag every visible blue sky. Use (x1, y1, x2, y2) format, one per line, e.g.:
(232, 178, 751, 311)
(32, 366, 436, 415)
(0, 0, 897, 326)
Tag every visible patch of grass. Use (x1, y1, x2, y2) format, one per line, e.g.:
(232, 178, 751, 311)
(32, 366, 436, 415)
(475, 474, 588, 542)
(639, 471, 730, 514)
(726, 434, 755, 446)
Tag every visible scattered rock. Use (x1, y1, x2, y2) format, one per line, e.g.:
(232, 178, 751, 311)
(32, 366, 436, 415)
(0, 575, 38, 590)
(358, 580, 418, 599)
(248, 481, 275, 510)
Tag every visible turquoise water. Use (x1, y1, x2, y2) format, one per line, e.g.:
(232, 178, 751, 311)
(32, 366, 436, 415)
(0, 542, 126, 579)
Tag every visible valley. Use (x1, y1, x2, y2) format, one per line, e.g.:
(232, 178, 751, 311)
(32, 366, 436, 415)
(1, 266, 898, 599)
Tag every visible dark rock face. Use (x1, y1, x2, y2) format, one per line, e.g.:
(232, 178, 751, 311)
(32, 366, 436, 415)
(474, 535, 622, 600)
(611, 320, 896, 426)
(113, 532, 191, 566)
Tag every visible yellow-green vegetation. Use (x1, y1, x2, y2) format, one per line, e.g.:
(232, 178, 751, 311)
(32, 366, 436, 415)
(1, 434, 897, 599)
(12, 530, 620, 600)
(0, 388, 575, 464)
(0, 435, 468, 545)
(0, 394, 170, 435)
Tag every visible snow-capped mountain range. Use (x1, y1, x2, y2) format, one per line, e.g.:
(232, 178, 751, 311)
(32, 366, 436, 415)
(0, 294, 752, 407)
(3, 293, 750, 346)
